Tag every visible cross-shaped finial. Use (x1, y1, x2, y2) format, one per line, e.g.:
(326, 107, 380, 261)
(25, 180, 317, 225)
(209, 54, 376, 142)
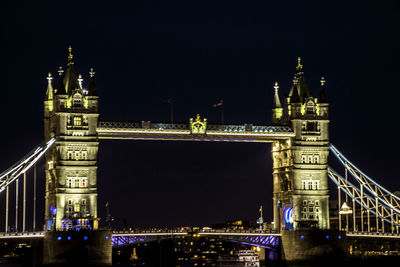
(58, 66, 64, 76)
(320, 76, 326, 86)
(68, 46, 73, 62)
(47, 72, 53, 83)
(89, 68, 95, 78)
(296, 57, 303, 70)
(274, 82, 279, 91)
(78, 74, 83, 87)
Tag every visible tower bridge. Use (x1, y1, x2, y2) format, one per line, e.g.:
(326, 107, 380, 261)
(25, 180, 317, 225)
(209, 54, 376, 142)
(1, 49, 400, 264)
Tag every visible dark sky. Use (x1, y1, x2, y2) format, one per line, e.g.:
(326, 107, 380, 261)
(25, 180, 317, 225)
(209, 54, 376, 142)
(2, 0, 400, 229)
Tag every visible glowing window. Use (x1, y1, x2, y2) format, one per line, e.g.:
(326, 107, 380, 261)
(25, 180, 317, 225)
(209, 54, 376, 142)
(73, 116, 82, 126)
(73, 93, 82, 107)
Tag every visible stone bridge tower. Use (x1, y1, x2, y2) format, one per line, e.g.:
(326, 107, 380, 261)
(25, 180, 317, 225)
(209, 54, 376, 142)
(271, 58, 329, 231)
(44, 47, 99, 231)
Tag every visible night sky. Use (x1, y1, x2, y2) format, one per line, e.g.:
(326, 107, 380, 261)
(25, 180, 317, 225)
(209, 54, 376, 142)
(2, 1, 400, 229)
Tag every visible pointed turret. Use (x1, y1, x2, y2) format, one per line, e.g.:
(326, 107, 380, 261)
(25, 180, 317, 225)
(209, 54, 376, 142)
(272, 82, 282, 108)
(319, 77, 328, 103)
(44, 73, 54, 114)
(45, 73, 53, 101)
(290, 80, 301, 103)
(55, 67, 66, 95)
(272, 82, 283, 124)
(88, 68, 98, 96)
(288, 57, 311, 102)
(63, 46, 81, 94)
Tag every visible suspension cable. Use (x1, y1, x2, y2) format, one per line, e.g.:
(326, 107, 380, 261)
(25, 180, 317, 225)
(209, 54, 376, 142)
(330, 145, 400, 213)
(328, 167, 400, 227)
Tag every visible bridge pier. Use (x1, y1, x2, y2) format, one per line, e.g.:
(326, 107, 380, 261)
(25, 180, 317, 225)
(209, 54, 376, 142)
(280, 230, 346, 262)
(42, 230, 112, 266)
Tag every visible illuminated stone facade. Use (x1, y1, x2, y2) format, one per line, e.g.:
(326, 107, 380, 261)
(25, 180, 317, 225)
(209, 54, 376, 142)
(43, 48, 99, 231)
(271, 59, 329, 231)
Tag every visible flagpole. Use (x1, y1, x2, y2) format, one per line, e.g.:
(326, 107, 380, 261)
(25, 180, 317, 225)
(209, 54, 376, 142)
(221, 105, 224, 125)
(171, 101, 174, 124)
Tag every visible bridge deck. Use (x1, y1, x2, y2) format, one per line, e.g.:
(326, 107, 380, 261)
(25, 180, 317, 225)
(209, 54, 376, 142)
(97, 121, 294, 142)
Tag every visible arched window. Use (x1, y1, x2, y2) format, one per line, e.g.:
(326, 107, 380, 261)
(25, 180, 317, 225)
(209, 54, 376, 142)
(306, 100, 315, 114)
(73, 93, 82, 107)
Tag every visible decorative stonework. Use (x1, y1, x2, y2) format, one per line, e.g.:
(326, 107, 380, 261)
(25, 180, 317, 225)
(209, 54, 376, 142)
(190, 114, 207, 134)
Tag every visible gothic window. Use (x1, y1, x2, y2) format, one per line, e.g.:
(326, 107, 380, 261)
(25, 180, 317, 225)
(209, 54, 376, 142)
(314, 155, 319, 164)
(67, 145, 88, 161)
(79, 178, 88, 188)
(301, 199, 320, 221)
(73, 116, 82, 126)
(302, 155, 306, 164)
(302, 179, 319, 190)
(74, 201, 80, 212)
(81, 199, 87, 213)
(302, 181, 310, 190)
(306, 101, 315, 114)
(67, 199, 73, 213)
(306, 122, 316, 131)
(66, 177, 88, 188)
(73, 93, 82, 107)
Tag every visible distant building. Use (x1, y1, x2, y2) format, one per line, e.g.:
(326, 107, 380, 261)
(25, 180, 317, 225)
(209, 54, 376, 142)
(212, 220, 254, 230)
(218, 250, 260, 267)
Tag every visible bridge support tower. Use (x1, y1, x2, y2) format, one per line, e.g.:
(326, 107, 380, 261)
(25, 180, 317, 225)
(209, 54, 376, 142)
(271, 59, 330, 232)
(43, 48, 110, 265)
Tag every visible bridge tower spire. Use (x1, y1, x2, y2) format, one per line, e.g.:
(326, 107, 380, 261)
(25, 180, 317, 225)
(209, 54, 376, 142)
(43, 47, 99, 231)
(271, 58, 330, 231)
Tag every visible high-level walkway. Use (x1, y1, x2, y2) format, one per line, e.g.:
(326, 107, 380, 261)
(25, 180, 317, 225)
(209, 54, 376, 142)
(97, 121, 294, 142)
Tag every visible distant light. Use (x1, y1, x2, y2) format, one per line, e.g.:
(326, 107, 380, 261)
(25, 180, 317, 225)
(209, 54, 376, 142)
(300, 235, 304, 239)
(105, 236, 109, 240)
(338, 235, 342, 239)
(57, 236, 62, 240)
(326, 235, 330, 239)
(68, 236, 71, 240)
(84, 236, 88, 240)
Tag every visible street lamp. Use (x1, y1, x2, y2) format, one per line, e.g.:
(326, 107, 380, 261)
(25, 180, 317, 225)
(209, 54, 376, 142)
(339, 202, 352, 231)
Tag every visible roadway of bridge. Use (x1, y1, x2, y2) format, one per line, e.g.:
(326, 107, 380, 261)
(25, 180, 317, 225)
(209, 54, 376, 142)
(97, 121, 294, 142)
(3, 231, 400, 240)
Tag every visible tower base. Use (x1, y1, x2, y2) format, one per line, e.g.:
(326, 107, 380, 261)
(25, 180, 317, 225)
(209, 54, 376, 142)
(42, 230, 112, 266)
(280, 230, 346, 262)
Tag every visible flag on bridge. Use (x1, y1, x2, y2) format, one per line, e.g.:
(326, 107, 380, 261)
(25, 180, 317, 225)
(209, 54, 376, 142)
(162, 98, 173, 104)
(162, 98, 174, 123)
(212, 100, 223, 108)
(213, 100, 224, 125)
